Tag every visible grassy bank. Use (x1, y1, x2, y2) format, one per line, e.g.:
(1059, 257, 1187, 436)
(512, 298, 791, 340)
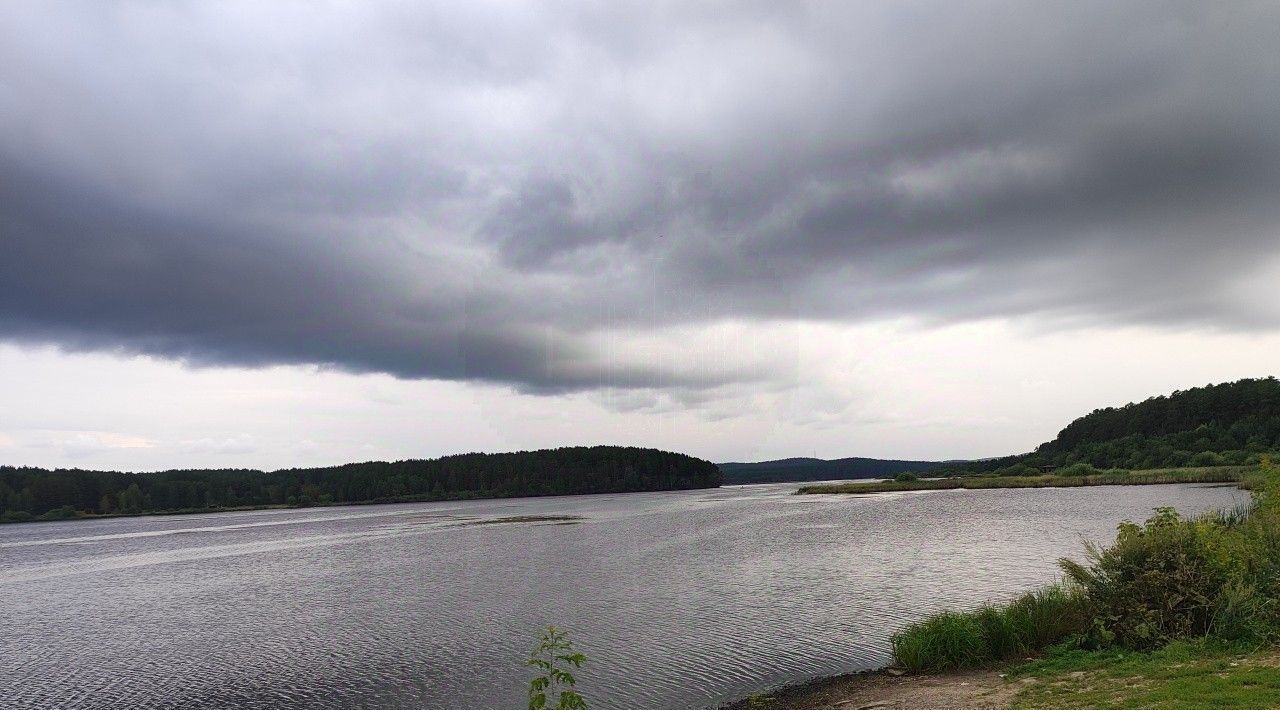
(796, 465, 1255, 495)
(727, 641, 1280, 709)
(888, 458, 1280, 676)
(731, 460, 1280, 708)
(1010, 640, 1280, 708)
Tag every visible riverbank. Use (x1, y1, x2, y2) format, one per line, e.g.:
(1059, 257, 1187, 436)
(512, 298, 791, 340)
(724, 641, 1280, 709)
(796, 465, 1254, 495)
(0, 484, 698, 525)
(722, 666, 1020, 709)
(750, 461, 1280, 708)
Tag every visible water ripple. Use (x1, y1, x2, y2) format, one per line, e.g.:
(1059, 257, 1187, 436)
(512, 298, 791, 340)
(1, 483, 1245, 709)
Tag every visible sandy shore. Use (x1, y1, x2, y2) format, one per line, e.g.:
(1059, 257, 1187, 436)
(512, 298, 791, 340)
(722, 668, 1027, 710)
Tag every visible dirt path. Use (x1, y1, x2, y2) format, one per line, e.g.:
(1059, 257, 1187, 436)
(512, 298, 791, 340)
(724, 669, 1029, 710)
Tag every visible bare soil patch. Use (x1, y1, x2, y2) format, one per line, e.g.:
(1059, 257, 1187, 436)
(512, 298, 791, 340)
(724, 669, 1028, 710)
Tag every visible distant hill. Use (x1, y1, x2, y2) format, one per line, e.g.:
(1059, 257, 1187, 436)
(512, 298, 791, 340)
(0, 446, 722, 523)
(949, 377, 1280, 474)
(719, 456, 948, 484)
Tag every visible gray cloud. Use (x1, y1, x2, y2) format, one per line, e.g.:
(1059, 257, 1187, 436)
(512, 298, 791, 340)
(2, 1, 1280, 397)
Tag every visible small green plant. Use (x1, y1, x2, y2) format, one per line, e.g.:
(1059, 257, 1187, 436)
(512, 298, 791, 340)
(894, 472, 920, 482)
(528, 626, 588, 710)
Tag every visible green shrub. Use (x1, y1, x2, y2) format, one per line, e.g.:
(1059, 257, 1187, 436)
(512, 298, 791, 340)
(894, 472, 920, 482)
(1056, 463, 1103, 477)
(1211, 580, 1273, 644)
(37, 505, 78, 521)
(995, 464, 1038, 477)
(1060, 507, 1235, 648)
(1191, 451, 1227, 467)
(1061, 460, 1280, 650)
(1224, 450, 1250, 465)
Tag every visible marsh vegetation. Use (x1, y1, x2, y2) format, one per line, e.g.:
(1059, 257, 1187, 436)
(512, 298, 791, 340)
(798, 465, 1254, 495)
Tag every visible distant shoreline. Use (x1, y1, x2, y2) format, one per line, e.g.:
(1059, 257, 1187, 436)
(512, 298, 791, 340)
(796, 465, 1255, 495)
(0, 480, 717, 526)
(0, 445, 722, 525)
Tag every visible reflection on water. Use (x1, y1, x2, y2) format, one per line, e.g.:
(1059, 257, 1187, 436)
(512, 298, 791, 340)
(0, 482, 1245, 709)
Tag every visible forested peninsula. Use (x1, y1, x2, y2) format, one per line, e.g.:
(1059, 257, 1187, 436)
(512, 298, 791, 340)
(0, 446, 722, 523)
(719, 456, 947, 484)
(802, 378, 1280, 495)
(947, 377, 1280, 474)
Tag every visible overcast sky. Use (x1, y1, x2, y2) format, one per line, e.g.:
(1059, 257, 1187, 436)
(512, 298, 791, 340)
(3, 1, 1280, 471)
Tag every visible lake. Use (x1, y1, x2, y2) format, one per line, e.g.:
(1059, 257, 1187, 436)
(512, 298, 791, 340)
(0, 482, 1247, 709)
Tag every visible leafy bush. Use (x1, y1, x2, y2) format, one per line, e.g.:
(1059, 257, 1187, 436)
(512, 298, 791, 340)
(528, 626, 587, 710)
(1059, 507, 1237, 648)
(994, 463, 1039, 477)
(1191, 451, 1227, 467)
(894, 472, 920, 482)
(1056, 463, 1103, 477)
(1223, 450, 1250, 465)
(37, 505, 78, 521)
(1061, 459, 1280, 649)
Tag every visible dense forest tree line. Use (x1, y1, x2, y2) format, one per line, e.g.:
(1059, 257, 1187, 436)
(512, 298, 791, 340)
(719, 456, 948, 484)
(0, 446, 722, 522)
(948, 378, 1280, 475)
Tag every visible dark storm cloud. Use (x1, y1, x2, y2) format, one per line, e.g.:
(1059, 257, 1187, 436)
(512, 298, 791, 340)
(2, 1, 1279, 393)
(0, 157, 742, 392)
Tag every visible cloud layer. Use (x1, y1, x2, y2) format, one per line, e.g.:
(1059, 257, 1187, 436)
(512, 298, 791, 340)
(3, 1, 1280, 398)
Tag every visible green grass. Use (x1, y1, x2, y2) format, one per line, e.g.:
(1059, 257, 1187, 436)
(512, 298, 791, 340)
(892, 611, 989, 672)
(797, 466, 1255, 495)
(891, 585, 1093, 673)
(1011, 640, 1280, 709)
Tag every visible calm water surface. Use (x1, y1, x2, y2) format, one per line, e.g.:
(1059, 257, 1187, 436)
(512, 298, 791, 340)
(0, 482, 1246, 709)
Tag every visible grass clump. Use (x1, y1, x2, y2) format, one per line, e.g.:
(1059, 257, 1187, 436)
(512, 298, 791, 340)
(891, 585, 1092, 672)
(892, 611, 988, 672)
(893, 472, 919, 482)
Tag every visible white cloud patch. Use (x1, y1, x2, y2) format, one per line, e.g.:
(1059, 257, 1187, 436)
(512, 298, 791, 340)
(53, 432, 156, 459)
(3, 318, 1280, 471)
